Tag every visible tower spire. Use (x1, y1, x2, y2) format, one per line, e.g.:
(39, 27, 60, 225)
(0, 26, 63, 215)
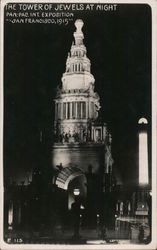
(73, 19, 84, 45)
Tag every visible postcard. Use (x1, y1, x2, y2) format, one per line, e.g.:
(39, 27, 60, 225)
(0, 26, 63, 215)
(0, 0, 157, 249)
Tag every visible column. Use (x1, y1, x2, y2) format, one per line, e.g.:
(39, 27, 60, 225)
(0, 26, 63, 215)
(81, 102, 82, 119)
(89, 101, 91, 118)
(70, 102, 72, 119)
(101, 127, 102, 140)
(76, 102, 77, 119)
(139, 132, 148, 185)
(138, 118, 149, 185)
(80, 63, 82, 71)
(66, 103, 68, 119)
(55, 103, 57, 120)
(82, 102, 86, 119)
(72, 102, 75, 119)
(67, 102, 70, 119)
(86, 101, 88, 119)
(61, 102, 63, 119)
(63, 103, 66, 119)
(58, 103, 60, 119)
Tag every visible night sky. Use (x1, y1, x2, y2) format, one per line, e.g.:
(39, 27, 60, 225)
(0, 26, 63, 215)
(4, 4, 151, 186)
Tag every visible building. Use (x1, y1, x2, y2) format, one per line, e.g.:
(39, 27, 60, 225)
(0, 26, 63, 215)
(52, 19, 114, 218)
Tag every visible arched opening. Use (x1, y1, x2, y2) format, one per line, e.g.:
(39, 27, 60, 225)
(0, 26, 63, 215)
(55, 167, 87, 210)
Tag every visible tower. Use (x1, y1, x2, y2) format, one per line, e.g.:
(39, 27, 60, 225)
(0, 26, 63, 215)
(135, 117, 150, 218)
(138, 117, 149, 186)
(53, 19, 104, 143)
(52, 20, 114, 209)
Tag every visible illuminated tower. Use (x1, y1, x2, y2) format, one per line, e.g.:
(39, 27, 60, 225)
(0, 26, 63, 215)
(54, 19, 102, 142)
(138, 117, 149, 186)
(52, 20, 113, 203)
(135, 117, 150, 218)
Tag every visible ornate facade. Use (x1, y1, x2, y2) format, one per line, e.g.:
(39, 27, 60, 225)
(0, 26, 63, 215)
(52, 19, 114, 195)
(53, 19, 107, 144)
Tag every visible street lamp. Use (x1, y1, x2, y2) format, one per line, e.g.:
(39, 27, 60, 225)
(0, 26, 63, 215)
(73, 188, 80, 196)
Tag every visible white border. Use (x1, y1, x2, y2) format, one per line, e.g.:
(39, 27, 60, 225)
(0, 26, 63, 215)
(0, 0, 157, 249)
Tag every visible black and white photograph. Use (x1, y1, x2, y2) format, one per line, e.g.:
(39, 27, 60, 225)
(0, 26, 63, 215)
(1, 0, 156, 248)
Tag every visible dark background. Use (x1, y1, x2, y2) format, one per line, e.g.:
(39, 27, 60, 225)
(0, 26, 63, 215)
(4, 4, 151, 186)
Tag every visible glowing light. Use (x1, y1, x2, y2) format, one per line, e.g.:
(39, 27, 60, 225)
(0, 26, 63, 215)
(139, 132, 149, 185)
(138, 117, 148, 124)
(73, 188, 80, 196)
(8, 202, 13, 228)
